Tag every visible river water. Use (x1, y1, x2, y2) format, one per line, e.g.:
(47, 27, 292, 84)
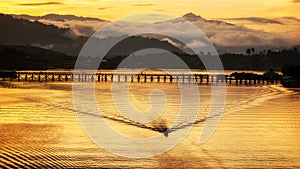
(0, 81, 299, 168)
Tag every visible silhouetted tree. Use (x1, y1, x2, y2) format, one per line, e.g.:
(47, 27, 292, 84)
(294, 47, 298, 53)
(246, 48, 251, 55)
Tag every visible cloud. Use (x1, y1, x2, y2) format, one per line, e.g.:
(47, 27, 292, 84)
(281, 17, 300, 22)
(32, 43, 54, 50)
(162, 37, 181, 48)
(191, 19, 288, 46)
(93, 14, 291, 50)
(97, 7, 110, 10)
(36, 18, 108, 36)
(221, 17, 283, 25)
(17, 2, 63, 6)
(292, 0, 300, 3)
(13, 14, 109, 37)
(218, 16, 300, 46)
(14, 13, 299, 51)
(59, 13, 300, 47)
(131, 4, 154, 7)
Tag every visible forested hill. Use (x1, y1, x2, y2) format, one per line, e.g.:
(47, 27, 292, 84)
(0, 45, 76, 70)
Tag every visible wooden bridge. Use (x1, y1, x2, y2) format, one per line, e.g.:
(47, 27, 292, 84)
(0, 71, 281, 86)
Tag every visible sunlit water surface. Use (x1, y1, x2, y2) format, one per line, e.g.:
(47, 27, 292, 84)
(0, 82, 299, 168)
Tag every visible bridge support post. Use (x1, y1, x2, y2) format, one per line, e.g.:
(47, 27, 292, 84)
(45, 73, 48, 82)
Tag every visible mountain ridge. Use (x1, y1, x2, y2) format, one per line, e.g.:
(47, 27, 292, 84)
(0, 14, 88, 56)
(1, 12, 299, 55)
(11, 13, 108, 22)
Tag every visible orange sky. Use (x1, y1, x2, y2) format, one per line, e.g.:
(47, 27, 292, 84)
(1, 0, 300, 20)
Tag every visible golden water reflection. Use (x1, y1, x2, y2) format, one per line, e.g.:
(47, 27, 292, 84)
(0, 82, 299, 168)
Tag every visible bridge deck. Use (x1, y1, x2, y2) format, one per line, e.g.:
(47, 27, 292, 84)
(0, 71, 281, 86)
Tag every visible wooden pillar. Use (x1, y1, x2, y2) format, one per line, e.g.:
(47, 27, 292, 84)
(164, 75, 167, 83)
(137, 75, 140, 82)
(118, 74, 120, 82)
(206, 75, 209, 84)
(200, 75, 203, 84)
(38, 73, 41, 82)
(52, 74, 55, 82)
(144, 75, 147, 82)
(221, 75, 225, 84)
(97, 74, 100, 82)
(17, 73, 20, 81)
(170, 75, 173, 83)
(91, 75, 94, 82)
(125, 75, 127, 82)
(150, 75, 153, 82)
(111, 75, 113, 82)
(31, 73, 34, 81)
(45, 73, 48, 82)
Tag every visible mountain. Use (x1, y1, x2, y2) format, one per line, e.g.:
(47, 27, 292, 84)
(0, 45, 76, 70)
(8, 12, 299, 54)
(183, 13, 234, 26)
(0, 13, 188, 69)
(2, 12, 299, 57)
(1, 13, 188, 58)
(12, 13, 109, 37)
(0, 14, 86, 56)
(105, 36, 185, 58)
(179, 13, 290, 54)
(12, 13, 106, 22)
(1, 44, 299, 70)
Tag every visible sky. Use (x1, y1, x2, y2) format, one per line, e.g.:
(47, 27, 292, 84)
(1, 0, 300, 21)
